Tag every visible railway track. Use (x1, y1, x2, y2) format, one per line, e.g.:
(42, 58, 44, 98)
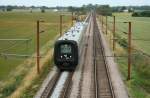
(60, 72, 73, 98)
(38, 14, 92, 98)
(40, 71, 73, 98)
(93, 13, 115, 98)
(40, 70, 61, 98)
(36, 12, 116, 98)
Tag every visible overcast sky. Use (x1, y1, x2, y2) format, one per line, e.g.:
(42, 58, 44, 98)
(0, 0, 150, 7)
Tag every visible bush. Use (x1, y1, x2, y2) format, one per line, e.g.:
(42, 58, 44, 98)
(115, 34, 128, 48)
(41, 9, 45, 13)
(132, 11, 150, 17)
(132, 12, 139, 17)
(96, 5, 112, 16)
(6, 6, 13, 11)
(118, 38, 128, 48)
(141, 11, 150, 17)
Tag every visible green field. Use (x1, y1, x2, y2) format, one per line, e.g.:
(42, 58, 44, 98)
(102, 13, 150, 98)
(0, 11, 71, 81)
(107, 13, 150, 54)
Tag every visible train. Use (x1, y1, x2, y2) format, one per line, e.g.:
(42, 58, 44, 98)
(54, 16, 89, 70)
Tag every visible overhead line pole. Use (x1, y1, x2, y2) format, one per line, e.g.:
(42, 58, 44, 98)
(60, 15, 62, 36)
(102, 15, 104, 32)
(113, 16, 116, 51)
(36, 20, 44, 74)
(128, 22, 132, 80)
(72, 12, 73, 26)
(106, 16, 108, 35)
(123, 21, 132, 80)
(102, 15, 104, 33)
(37, 20, 40, 74)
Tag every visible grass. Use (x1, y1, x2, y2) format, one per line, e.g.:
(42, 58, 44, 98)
(0, 11, 71, 80)
(0, 11, 72, 97)
(107, 12, 150, 54)
(21, 58, 54, 98)
(99, 13, 150, 98)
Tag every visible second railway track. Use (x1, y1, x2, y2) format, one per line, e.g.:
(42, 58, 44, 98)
(93, 13, 115, 98)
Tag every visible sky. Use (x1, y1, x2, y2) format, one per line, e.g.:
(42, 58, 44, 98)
(0, 0, 150, 7)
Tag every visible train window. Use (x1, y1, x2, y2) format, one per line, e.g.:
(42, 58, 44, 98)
(60, 44, 72, 54)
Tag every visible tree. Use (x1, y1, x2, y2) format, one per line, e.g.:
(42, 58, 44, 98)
(41, 6, 46, 13)
(120, 6, 126, 11)
(96, 5, 112, 16)
(41, 9, 45, 13)
(6, 6, 13, 11)
(68, 6, 74, 12)
(132, 12, 139, 17)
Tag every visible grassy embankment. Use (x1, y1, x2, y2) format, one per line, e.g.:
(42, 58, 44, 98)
(99, 13, 150, 98)
(0, 11, 72, 98)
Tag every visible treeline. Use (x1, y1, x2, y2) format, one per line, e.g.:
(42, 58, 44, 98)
(130, 6, 150, 10)
(1, 5, 150, 17)
(111, 6, 150, 12)
(1, 5, 150, 11)
(0, 5, 54, 10)
(0, 4, 114, 16)
(68, 4, 112, 16)
(68, 5, 150, 16)
(0, 5, 62, 12)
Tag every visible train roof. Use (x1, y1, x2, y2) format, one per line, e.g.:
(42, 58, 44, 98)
(58, 22, 87, 43)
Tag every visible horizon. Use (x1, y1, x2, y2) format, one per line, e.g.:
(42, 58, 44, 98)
(0, 0, 150, 7)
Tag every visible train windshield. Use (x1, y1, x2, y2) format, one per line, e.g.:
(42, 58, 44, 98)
(60, 44, 72, 54)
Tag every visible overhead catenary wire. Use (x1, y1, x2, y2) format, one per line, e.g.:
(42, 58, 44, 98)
(132, 48, 150, 57)
(0, 39, 31, 41)
(0, 34, 34, 59)
(0, 32, 33, 52)
(0, 39, 32, 53)
(0, 18, 54, 60)
(132, 38, 150, 41)
(0, 53, 45, 59)
(0, 19, 53, 60)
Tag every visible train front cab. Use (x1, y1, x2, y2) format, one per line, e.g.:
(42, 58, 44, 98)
(54, 40, 78, 70)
